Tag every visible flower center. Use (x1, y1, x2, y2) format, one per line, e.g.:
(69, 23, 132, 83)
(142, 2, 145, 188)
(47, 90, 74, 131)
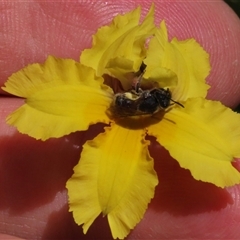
(104, 63, 183, 123)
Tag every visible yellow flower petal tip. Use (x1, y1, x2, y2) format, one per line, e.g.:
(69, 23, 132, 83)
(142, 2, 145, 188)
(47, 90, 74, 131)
(3, 56, 113, 140)
(80, 4, 156, 90)
(67, 124, 158, 239)
(144, 20, 211, 100)
(148, 98, 240, 188)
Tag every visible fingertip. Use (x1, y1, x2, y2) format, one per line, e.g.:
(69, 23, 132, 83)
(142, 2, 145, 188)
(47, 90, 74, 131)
(0, 234, 25, 240)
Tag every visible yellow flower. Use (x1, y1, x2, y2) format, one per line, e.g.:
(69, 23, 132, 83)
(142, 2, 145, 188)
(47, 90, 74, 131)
(2, 5, 240, 240)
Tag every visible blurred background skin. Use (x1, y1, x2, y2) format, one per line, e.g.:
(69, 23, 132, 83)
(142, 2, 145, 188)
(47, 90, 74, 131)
(0, 0, 240, 239)
(224, 0, 240, 113)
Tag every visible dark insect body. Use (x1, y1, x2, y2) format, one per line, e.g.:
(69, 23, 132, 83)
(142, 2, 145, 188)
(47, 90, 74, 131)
(111, 62, 183, 117)
(112, 88, 183, 117)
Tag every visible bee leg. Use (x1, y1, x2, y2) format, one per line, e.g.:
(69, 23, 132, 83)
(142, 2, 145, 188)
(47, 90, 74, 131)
(131, 88, 143, 96)
(132, 72, 144, 92)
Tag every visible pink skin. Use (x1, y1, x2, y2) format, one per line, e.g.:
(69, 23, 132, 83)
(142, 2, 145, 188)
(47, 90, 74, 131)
(0, 0, 240, 239)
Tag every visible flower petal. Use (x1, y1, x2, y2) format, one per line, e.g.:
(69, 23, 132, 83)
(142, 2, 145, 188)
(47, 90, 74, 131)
(144, 21, 210, 100)
(148, 98, 240, 188)
(80, 5, 155, 90)
(141, 67, 178, 90)
(66, 123, 158, 239)
(2, 56, 113, 140)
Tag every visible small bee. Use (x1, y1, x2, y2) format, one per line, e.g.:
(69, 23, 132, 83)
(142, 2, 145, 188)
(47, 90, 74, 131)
(111, 88, 183, 117)
(110, 63, 183, 117)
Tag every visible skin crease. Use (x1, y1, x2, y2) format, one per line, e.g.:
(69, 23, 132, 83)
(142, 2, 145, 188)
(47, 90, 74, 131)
(0, 0, 240, 239)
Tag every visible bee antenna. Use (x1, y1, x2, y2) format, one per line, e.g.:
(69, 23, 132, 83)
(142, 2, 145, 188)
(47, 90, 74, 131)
(170, 99, 184, 108)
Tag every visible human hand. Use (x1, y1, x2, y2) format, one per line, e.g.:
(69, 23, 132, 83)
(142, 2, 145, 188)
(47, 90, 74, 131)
(1, 0, 240, 239)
